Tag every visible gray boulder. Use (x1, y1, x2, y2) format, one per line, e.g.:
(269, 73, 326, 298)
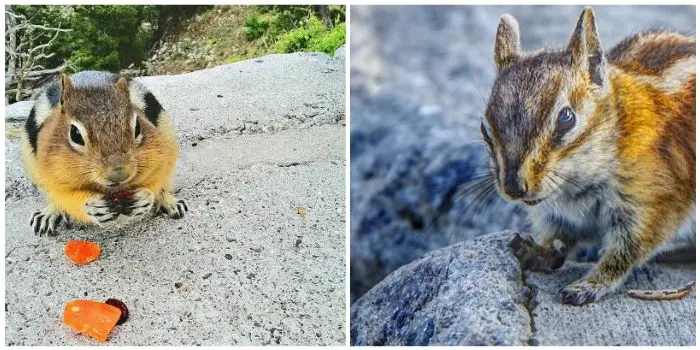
(333, 45, 346, 60)
(351, 231, 696, 346)
(350, 92, 528, 302)
(5, 52, 346, 346)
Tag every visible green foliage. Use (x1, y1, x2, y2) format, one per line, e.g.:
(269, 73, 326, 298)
(67, 6, 159, 72)
(256, 5, 272, 14)
(241, 5, 346, 58)
(275, 16, 323, 53)
(244, 12, 267, 41)
(276, 17, 346, 55)
(8, 5, 210, 73)
(310, 22, 346, 55)
(9, 5, 344, 74)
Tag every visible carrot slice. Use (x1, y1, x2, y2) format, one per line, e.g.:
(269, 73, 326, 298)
(63, 300, 121, 342)
(64, 240, 101, 265)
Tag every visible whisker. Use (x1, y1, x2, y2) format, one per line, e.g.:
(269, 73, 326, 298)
(462, 179, 497, 224)
(551, 170, 584, 190)
(436, 171, 494, 213)
(465, 70, 490, 115)
(543, 174, 565, 215)
(442, 173, 498, 242)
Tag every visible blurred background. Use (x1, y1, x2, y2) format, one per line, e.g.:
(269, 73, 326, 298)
(349, 5, 696, 302)
(5, 5, 345, 104)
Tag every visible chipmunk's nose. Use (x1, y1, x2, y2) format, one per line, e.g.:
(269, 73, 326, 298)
(503, 171, 527, 199)
(107, 166, 129, 184)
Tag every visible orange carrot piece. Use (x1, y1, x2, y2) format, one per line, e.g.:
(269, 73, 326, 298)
(63, 300, 121, 342)
(64, 240, 101, 265)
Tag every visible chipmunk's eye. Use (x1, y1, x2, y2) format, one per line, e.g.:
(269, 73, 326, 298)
(134, 119, 141, 139)
(552, 107, 576, 145)
(555, 107, 576, 136)
(70, 124, 84, 146)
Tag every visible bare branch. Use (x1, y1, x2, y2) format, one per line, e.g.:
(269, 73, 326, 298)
(4, 88, 36, 98)
(25, 61, 70, 77)
(4, 10, 27, 21)
(28, 27, 63, 53)
(6, 23, 71, 36)
(5, 7, 72, 102)
(31, 52, 56, 61)
(5, 47, 30, 57)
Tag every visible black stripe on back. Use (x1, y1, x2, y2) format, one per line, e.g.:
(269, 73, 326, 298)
(143, 92, 163, 126)
(25, 107, 41, 154)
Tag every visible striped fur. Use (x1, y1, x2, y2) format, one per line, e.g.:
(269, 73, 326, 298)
(22, 71, 184, 232)
(484, 7, 695, 305)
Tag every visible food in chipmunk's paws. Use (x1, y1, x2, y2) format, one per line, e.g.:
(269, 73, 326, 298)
(63, 299, 122, 342)
(113, 191, 134, 203)
(104, 299, 129, 325)
(106, 191, 135, 215)
(64, 240, 101, 265)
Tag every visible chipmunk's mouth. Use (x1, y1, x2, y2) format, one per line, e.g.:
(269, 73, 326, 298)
(522, 198, 544, 206)
(102, 171, 137, 189)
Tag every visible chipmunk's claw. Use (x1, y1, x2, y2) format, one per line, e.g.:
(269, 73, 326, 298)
(84, 196, 119, 226)
(560, 279, 609, 306)
(173, 199, 189, 219)
(30, 208, 65, 236)
(508, 232, 566, 273)
(156, 193, 188, 219)
(122, 188, 155, 219)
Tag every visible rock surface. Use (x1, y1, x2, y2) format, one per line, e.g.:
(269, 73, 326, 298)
(351, 231, 696, 346)
(350, 92, 527, 302)
(5, 50, 345, 345)
(349, 5, 695, 301)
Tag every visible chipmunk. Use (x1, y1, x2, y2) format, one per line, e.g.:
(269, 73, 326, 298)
(22, 71, 189, 236)
(480, 7, 695, 305)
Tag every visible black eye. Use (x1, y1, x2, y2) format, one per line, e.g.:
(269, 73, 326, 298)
(70, 125, 84, 146)
(134, 119, 141, 139)
(555, 107, 576, 136)
(481, 122, 493, 147)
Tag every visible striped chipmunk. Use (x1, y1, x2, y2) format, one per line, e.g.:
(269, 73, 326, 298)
(22, 71, 189, 236)
(479, 7, 695, 305)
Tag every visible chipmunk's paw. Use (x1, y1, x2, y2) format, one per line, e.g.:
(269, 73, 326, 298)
(85, 194, 120, 226)
(30, 207, 66, 236)
(157, 194, 188, 219)
(508, 232, 566, 273)
(560, 280, 609, 306)
(121, 188, 155, 220)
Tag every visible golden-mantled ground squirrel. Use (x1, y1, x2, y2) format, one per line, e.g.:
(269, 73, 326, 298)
(480, 7, 695, 305)
(22, 71, 188, 236)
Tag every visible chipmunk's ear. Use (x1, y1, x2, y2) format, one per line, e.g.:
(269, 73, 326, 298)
(59, 73, 74, 113)
(567, 7, 606, 86)
(494, 14, 522, 72)
(115, 77, 129, 94)
(59, 73, 74, 104)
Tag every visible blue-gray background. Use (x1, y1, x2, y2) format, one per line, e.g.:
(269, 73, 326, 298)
(350, 5, 696, 301)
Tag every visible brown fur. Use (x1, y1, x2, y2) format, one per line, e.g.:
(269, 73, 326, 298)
(609, 31, 695, 76)
(485, 7, 695, 305)
(23, 72, 182, 227)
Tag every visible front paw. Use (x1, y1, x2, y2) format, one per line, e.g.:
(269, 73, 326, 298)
(84, 195, 120, 226)
(120, 188, 155, 219)
(157, 195, 188, 219)
(508, 232, 566, 273)
(560, 280, 610, 306)
(30, 207, 66, 236)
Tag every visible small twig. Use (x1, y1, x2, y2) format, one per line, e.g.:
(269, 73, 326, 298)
(5, 23, 71, 36)
(627, 281, 695, 301)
